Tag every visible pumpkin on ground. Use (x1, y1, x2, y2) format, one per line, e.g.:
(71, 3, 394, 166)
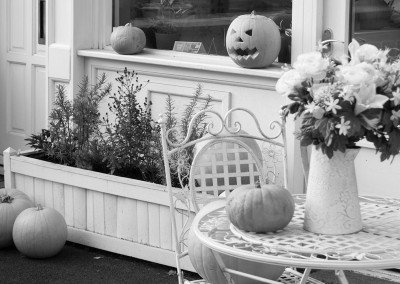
(226, 183, 295, 233)
(0, 188, 33, 248)
(110, 23, 146, 55)
(226, 11, 281, 68)
(13, 205, 68, 258)
(188, 200, 285, 283)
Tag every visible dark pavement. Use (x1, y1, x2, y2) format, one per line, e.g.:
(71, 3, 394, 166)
(1, 241, 399, 284)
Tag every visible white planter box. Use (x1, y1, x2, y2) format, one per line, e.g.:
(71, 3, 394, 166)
(3, 148, 193, 271)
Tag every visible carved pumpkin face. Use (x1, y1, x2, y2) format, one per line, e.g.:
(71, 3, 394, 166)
(226, 12, 281, 69)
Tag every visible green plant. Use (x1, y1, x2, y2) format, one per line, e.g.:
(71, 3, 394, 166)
(150, 0, 191, 34)
(277, 39, 400, 160)
(26, 74, 112, 170)
(164, 83, 212, 187)
(101, 67, 163, 183)
(26, 68, 212, 186)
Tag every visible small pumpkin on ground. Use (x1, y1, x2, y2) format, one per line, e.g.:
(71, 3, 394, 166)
(111, 23, 146, 55)
(13, 205, 68, 258)
(226, 11, 281, 68)
(226, 182, 295, 233)
(188, 200, 285, 283)
(0, 188, 33, 248)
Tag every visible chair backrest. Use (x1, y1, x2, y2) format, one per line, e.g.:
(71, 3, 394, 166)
(159, 107, 288, 283)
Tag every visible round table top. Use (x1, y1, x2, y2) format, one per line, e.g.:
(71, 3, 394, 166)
(192, 195, 400, 270)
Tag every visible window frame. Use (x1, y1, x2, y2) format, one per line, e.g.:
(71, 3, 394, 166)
(99, 0, 328, 63)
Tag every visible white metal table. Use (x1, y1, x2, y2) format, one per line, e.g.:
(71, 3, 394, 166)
(192, 195, 400, 284)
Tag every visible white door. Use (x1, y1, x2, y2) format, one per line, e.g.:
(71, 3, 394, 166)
(0, 0, 47, 164)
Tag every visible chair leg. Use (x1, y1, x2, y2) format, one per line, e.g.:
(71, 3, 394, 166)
(335, 270, 349, 284)
(299, 268, 312, 284)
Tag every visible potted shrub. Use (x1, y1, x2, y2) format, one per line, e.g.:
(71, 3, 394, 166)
(149, 0, 192, 50)
(3, 67, 211, 271)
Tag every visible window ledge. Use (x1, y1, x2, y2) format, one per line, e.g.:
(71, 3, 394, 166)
(77, 48, 284, 80)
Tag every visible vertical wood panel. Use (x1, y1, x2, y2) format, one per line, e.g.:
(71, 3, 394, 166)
(23, 175, 34, 202)
(9, 0, 25, 51)
(44, 180, 54, 208)
(9, 63, 26, 133)
(64, 185, 74, 226)
(93, 191, 105, 234)
(86, 190, 94, 232)
(117, 197, 138, 242)
(148, 203, 160, 247)
(73, 187, 87, 230)
(137, 201, 149, 244)
(33, 178, 45, 206)
(52, 182, 65, 217)
(14, 173, 24, 193)
(33, 66, 46, 133)
(104, 194, 117, 237)
(159, 206, 172, 250)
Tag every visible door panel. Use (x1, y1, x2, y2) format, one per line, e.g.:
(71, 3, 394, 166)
(0, 0, 47, 162)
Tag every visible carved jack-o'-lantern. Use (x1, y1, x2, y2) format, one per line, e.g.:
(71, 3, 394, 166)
(226, 11, 281, 69)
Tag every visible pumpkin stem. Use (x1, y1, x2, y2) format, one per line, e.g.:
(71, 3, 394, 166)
(251, 10, 256, 17)
(0, 195, 13, 203)
(36, 204, 44, 211)
(255, 179, 261, 189)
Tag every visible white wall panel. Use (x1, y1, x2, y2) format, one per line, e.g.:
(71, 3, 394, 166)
(8, 62, 27, 134)
(8, 0, 25, 52)
(33, 65, 46, 133)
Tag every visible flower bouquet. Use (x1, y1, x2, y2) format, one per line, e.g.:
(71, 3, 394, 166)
(277, 39, 400, 161)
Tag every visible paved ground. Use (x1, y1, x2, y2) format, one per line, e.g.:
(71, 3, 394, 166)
(1, 242, 399, 284)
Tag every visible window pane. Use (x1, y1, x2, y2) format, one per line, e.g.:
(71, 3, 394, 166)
(113, 0, 292, 62)
(352, 0, 400, 57)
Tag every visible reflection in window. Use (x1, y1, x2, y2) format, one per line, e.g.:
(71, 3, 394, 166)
(112, 0, 292, 62)
(352, 0, 400, 57)
(38, 0, 46, 45)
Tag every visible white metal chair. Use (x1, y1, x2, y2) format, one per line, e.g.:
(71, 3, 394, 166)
(159, 107, 324, 284)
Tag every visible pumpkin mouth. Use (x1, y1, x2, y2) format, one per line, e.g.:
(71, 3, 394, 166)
(228, 47, 259, 60)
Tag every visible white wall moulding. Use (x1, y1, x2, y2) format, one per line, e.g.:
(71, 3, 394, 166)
(78, 49, 282, 90)
(3, 148, 195, 271)
(48, 44, 71, 80)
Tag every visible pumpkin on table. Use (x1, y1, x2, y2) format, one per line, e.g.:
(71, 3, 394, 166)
(12, 205, 68, 258)
(188, 200, 285, 284)
(0, 188, 33, 248)
(110, 23, 146, 55)
(226, 182, 295, 233)
(226, 11, 281, 69)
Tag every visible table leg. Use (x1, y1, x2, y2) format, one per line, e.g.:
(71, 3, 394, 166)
(335, 270, 349, 284)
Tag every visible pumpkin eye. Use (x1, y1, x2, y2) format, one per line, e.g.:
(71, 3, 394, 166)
(245, 29, 252, 36)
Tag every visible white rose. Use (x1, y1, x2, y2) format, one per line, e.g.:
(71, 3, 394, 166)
(293, 52, 330, 81)
(355, 44, 379, 63)
(275, 69, 304, 95)
(337, 65, 371, 86)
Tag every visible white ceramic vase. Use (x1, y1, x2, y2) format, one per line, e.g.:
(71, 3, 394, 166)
(303, 145, 362, 235)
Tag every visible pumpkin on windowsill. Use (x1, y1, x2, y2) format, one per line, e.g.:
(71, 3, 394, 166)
(12, 204, 68, 258)
(226, 11, 281, 69)
(110, 23, 146, 55)
(226, 182, 295, 233)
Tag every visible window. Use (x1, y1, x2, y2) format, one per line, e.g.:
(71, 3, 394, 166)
(38, 0, 46, 45)
(113, 0, 292, 62)
(351, 0, 400, 56)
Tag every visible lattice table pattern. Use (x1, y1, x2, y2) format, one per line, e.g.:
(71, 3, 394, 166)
(196, 195, 400, 270)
